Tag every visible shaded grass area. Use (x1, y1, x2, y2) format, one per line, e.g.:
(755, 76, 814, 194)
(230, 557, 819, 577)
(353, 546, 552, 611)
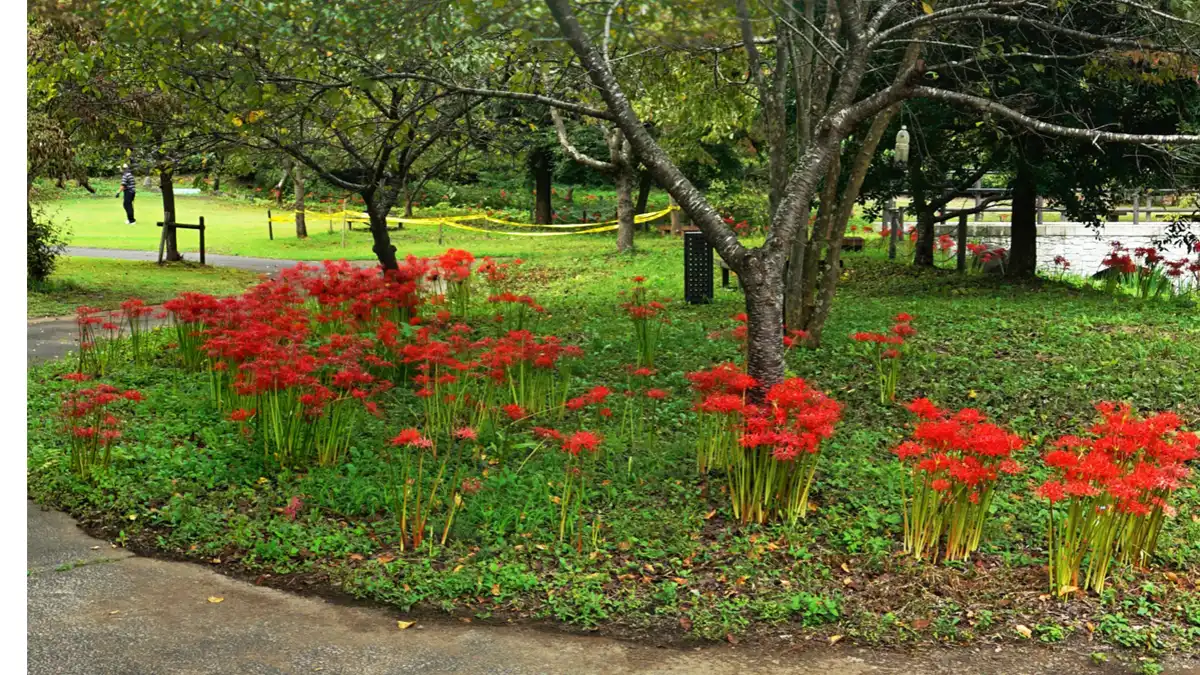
(28, 257, 263, 319)
(26, 243, 1200, 666)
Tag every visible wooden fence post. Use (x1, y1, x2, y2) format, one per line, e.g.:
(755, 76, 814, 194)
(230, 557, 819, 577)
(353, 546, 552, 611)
(267, 209, 274, 241)
(198, 216, 206, 265)
(1036, 196, 1044, 224)
(887, 203, 898, 260)
(157, 210, 171, 265)
(956, 213, 967, 273)
(1132, 194, 1140, 225)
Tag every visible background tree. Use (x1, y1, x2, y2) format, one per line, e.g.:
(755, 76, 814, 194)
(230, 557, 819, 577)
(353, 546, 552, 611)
(447, 0, 1200, 395)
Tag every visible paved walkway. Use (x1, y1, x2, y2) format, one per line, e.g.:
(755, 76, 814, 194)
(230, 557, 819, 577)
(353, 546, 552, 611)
(27, 250, 1199, 674)
(66, 246, 376, 275)
(30, 248, 380, 366)
(29, 503, 1144, 675)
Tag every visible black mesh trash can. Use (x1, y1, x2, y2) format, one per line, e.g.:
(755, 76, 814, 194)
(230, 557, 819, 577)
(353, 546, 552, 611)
(683, 230, 713, 304)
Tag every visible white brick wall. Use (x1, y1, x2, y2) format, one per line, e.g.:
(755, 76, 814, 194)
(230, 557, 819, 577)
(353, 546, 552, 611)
(932, 222, 1197, 277)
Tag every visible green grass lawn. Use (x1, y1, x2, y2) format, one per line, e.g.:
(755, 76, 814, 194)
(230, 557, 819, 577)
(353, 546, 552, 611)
(42, 182, 1180, 268)
(28, 257, 263, 319)
(26, 237, 1200, 666)
(43, 186, 679, 261)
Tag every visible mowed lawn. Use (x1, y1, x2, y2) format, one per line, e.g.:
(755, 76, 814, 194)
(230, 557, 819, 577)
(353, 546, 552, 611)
(28, 257, 263, 319)
(45, 193, 680, 261)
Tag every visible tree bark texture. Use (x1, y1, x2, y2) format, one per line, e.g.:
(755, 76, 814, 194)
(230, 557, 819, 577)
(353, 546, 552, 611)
(531, 147, 553, 224)
(1010, 152, 1038, 277)
(615, 166, 635, 252)
(741, 255, 787, 398)
(785, 155, 839, 330)
(635, 169, 651, 216)
(160, 167, 180, 262)
(366, 195, 399, 271)
(292, 164, 307, 239)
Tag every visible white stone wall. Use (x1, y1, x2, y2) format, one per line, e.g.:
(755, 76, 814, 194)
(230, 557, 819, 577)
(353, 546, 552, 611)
(932, 222, 1198, 277)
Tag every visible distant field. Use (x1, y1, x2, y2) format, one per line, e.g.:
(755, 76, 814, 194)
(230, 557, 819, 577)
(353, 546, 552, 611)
(42, 192, 683, 261)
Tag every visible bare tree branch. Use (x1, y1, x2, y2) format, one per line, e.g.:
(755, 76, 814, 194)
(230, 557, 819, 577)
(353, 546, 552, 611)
(912, 86, 1200, 144)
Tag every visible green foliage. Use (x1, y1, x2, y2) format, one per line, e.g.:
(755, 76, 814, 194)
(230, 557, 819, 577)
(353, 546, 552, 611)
(27, 204, 68, 287)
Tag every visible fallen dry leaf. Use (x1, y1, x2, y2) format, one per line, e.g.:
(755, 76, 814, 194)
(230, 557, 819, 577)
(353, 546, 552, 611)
(377, 554, 396, 564)
(397, 620, 415, 630)
(679, 616, 693, 631)
(1057, 585, 1079, 597)
(348, 553, 364, 561)
(829, 635, 844, 645)
(704, 509, 716, 520)
(207, 596, 224, 604)
(911, 619, 930, 630)
(1015, 624, 1032, 639)
(491, 583, 501, 596)
(725, 632, 738, 645)
(841, 563, 852, 574)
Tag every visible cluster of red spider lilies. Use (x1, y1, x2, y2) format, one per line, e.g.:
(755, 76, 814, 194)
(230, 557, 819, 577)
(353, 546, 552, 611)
(58, 247, 1197, 590)
(890, 398, 1197, 594)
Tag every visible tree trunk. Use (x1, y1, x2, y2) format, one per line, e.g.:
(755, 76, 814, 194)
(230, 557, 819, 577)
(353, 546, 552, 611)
(669, 195, 682, 235)
(292, 164, 307, 238)
(910, 149, 936, 267)
(1010, 153, 1038, 277)
(741, 253, 787, 398)
(531, 148, 553, 224)
(615, 167, 635, 252)
(564, 186, 574, 203)
(212, 174, 220, 193)
(635, 169, 652, 216)
(784, 155, 840, 329)
(160, 167, 180, 262)
(365, 195, 399, 271)
(913, 206, 937, 267)
(275, 170, 288, 206)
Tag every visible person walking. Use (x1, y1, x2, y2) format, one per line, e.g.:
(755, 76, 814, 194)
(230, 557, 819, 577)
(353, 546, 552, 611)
(116, 164, 136, 224)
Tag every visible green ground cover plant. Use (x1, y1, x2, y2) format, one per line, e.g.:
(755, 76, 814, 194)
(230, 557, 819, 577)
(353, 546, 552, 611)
(26, 232, 1200, 665)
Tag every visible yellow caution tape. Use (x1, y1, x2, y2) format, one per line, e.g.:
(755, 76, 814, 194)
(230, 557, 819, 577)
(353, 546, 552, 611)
(439, 221, 620, 236)
(266, 205, 676, 236)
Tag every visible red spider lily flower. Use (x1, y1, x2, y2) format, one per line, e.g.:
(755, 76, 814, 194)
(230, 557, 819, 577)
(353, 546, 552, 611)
(454, 427, 478, 441)
(562, 430, 602, 455)
(880, 348, 900, 359)
(461, 477, 483, 495)
(645, 388, 669, 400)
(906, 398, 944, 420)
(891, 323, 917, 338)
(62, 372, 91, 383)
(501, 404, 527, 420)
(229, 408, 256, 422)
(391, 428, 428, 447)
(533, 427, 563, 442)
(894, 313, 914, 322)
(782, 329, 809, 348)
(632, 276, 646, 283)
(599, 407, 613, 418)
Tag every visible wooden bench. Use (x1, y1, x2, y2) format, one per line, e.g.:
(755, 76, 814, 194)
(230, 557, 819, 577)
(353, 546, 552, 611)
(656, 224, 700, 235)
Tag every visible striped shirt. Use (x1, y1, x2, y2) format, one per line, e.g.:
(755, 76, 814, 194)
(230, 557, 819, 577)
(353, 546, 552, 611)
(121, 170, 136, 194)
